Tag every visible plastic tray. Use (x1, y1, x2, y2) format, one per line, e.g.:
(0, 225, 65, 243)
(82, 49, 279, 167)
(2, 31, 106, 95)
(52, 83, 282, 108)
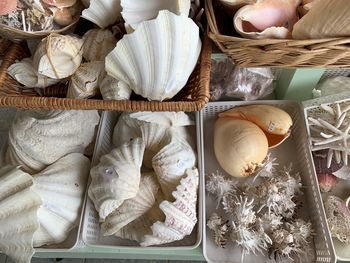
(0, 107, 90, 253)
(200, 101, 336, 263)
(81, 111, 203, 250)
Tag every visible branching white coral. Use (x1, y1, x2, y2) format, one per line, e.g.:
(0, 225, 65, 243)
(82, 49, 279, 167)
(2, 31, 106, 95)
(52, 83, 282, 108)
(257, 214, 283, 234)
(207, 213, 231, 248)
(253, 153, 279, 182)
(232, 195, 256, 227)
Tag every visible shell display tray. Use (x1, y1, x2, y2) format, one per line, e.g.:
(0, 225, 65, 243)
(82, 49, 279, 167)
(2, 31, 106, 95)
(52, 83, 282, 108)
(0, 107, 88, 253)
(81, 111, 203, 249)
(200, 101, 336, 263)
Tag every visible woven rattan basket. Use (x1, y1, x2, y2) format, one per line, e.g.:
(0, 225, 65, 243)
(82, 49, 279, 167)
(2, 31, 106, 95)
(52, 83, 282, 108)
(0, 33, 211, 111)
(205, 0, 350, 68)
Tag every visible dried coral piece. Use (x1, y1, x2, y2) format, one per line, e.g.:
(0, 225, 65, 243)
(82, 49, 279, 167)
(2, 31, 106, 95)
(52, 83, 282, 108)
(207, 213, 231, 248)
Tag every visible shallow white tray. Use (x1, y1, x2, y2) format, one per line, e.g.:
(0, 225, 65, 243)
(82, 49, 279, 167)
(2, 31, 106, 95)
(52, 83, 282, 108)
(200, 101, 336, 263)
(82, 111, 203, 250)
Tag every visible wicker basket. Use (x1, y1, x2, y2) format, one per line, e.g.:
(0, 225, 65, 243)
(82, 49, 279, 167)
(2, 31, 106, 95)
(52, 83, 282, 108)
(205, 0, 350, 68)
(0, 33, 211, 111)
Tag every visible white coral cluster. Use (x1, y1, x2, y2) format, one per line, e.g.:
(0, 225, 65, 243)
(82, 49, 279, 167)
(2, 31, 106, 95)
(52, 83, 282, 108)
(206, 160, 313, 262)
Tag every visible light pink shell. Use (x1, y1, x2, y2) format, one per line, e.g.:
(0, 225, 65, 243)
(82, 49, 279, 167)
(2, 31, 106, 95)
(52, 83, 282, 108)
(0, 0, 17, 16)
(42, 0, 77, 8)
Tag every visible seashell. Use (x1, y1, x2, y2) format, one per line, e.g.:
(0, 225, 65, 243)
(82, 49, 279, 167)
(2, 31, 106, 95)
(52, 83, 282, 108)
(217, 0, 256, 11)
(112, 113, 142, 147)
(32, 153, 90, 247)
(43, 0, 77, 8)
(6, 109, 99, 173)
(317, 173, 338, 193)
(88, 138, 145, 221)
(0, 0, 17, 16)
(121, 0, 191, 31)
(0, 166, 42, 263)
(67, 61, 106, 99)
(233, 0, 301, 39)
(100, 75, 132, 100)
(105, 10, 201, 101)
(101, 172, 159, 236)
(292, 0, 350, 39)
(324, 195, 350, 244)
(33, 34, 84, 80)
(82, 29, 118, 62)
(152, 137, 196, 200)
(8, 58, 60, 88)
(129, 111, 194, 127)
(81, 0, 121, 29)
(141, 168, 199, 247)
(53, 8, 74, 27)
(219, 105, 293, 148)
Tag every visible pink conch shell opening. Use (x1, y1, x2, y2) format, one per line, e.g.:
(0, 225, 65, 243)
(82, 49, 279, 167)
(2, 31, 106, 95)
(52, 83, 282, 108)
(234, 0, 301, 39)
(0, 0, 17, 16)
(42, 0, 77, 8)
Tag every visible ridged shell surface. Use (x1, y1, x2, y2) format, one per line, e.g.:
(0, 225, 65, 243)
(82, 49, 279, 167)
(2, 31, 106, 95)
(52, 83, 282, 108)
(105, 10, 201, 101)
(81, 0, 121, 28)
(0, 166, 41, 263)
(101, 172, 159, 236)
(32, 153, 90, 247)
(88, 138, 145, 221)
(121, 0, 191, 31)
(112, 113, 141, 147)
(82, 29, 118, 62)
(100, 75, 132, 101)
(141, 168, 198, 246)
(67, 61, 106, 99)
(129, 112, 194, 127)
(5, 109, 99, 173)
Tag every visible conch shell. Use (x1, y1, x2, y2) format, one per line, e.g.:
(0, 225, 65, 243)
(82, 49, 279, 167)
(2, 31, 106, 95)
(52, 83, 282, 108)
(218, 104, 292, 148)
(33, 34, 83, 79)
(100, 75, 132, 100)
(81, 0, 121, 28)
(0, 166, 41, 263)
(43, 0, 77, 8)
(8, 58, 60, 88)
(0, 0, 17, 16)
(292, 0, 350, 39)
(234, 0, 301, 39)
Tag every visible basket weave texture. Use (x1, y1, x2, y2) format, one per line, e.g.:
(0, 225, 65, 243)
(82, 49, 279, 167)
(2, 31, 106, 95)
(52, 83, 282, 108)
(205, 0, 350, 68)
(0, 33, 211, 111)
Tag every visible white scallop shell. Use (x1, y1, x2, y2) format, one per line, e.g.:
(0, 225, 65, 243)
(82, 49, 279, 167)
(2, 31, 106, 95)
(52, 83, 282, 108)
(141, 168, 199, 247)
(129, 111, 194, 127)
(101, 172, 159, 236)
(152, 137, 196, 200)
(100, 75, 132, 101)
(105, 10, 201, 101)
(112, 113, 141, 147)
(8, 58, 60, 88)
(0, 166, 41, 263)
(88, 138, 145, 221)
(33, 34, 84, 79)
(82, 29, 118, 62)
(67, 61, 106, 99)
(5, 109, 99, 173)
(121, 0, 191, 31)
(81, 0, 121, 28)
(32, 153, 90, 247)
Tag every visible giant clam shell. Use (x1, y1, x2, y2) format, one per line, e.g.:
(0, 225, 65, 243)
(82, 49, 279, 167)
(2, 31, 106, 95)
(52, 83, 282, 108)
(105, 10, 201, 101)
(0, 166, 41, 263)
(233, 0, 301, 39)
(82, 29, 118, 62)
(67, 61, 106, 99)
(6, 109, 99, 173)
(141, 168, 199, 247)
(100, 75, 132, 101)
(101, 172, 160, 236)
(121, 0, 191, 32)
(129, 111, 194, 127)
(33, 34, 84, 79)
(32, 153, 90, 247)
(81, 0, 121, 28)
(112, 112, 142, 147)
(88, 138, 145, 221)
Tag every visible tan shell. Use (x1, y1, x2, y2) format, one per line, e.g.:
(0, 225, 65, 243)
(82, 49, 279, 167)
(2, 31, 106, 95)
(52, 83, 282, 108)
(219, 104, 292, 148)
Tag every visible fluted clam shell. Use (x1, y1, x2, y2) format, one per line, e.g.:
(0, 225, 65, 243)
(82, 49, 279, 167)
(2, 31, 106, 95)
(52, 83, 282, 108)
(81, 0, 121, 28)
(152, 137, 196, 200)
(112, 113, 141, 147)
(0, 166, 41, 263)
(101, 172, 159, 236)
(88, 138, 145, 221)
(141, 168, 198, 247)
(129, 112, 194, 127)
(33, 34, 84, 79)
(100, 75, 132, 101)
(82, 29, 118, 62)
(67, 61, 106, 99)
(121, 0, 191, 31)
(105, 10, 201, 101)
(6, 109, 99, 173)
(32, 153, 90, 247)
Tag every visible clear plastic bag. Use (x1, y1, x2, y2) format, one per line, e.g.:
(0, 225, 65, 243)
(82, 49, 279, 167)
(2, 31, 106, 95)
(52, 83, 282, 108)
(313, 76, 350, 98)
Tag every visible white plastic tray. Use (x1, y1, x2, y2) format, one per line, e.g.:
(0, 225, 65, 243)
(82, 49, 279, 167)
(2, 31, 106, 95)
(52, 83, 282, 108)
(200, 101, 336, 263)
(81, 111, 203, 250)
